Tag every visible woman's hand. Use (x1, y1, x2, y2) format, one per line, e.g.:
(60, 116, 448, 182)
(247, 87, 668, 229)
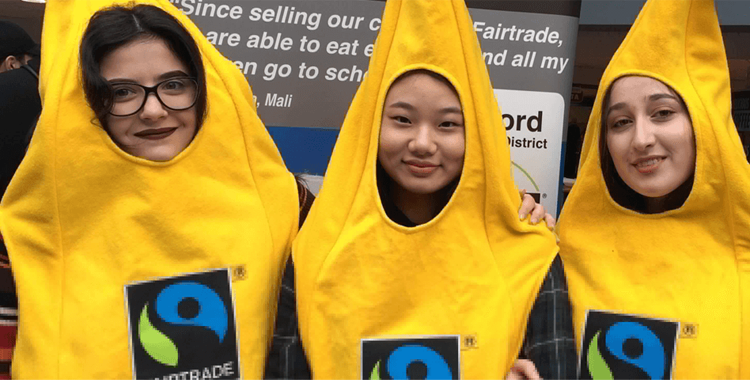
(506, 359, 542, 380)
(519, 189, 555, 229)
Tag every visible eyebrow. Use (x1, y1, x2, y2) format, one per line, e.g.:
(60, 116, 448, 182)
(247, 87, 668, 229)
(386, 101, 462, 115)
(158, 70, 191, 81)
(648, 93, 679, 102)
(106, 70, 190, 84)
(387, 101, 415, 111)
(605, 92, 679, 118)
(440, 106, 462, 115)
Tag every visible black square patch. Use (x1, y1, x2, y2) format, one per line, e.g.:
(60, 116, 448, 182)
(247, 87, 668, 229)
(125, 269, 240, 379)
(578, 310, 679, 380)
(361, 336, 460, 379)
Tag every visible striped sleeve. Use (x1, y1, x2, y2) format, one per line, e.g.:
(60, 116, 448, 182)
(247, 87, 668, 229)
(0, 234, 17, 379)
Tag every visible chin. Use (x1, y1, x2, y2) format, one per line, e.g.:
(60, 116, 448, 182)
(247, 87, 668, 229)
(630, 184, 675, 198)
(133, 148, 181, 162)
(400, 180, 453, 196)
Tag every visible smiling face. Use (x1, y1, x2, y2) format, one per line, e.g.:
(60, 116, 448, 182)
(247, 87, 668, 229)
(100, 38, 197, 161)
(604, 76, 695, 198)
(378, 72, 465, 198)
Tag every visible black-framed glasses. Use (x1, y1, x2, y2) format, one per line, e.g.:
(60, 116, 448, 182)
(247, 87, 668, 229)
(108, 77, 198, 117)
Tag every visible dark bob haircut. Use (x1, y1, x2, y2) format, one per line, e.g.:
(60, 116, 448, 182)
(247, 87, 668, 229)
(79, 4, 207, 130)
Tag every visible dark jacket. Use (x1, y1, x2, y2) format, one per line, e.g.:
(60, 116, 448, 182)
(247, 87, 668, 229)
(0, 60, 41, 197)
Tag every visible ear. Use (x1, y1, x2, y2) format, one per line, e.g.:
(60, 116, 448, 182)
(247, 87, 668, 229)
(1, 56, 21, 71)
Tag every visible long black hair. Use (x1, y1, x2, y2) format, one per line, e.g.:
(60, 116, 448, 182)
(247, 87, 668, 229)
(599, 76, 694, 214)
(79, 4, 207, 129)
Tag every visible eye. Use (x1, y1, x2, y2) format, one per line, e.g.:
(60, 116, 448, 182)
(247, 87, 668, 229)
(653, 109, 675, 119)
(161, 79, 188, 92)
(610, 118, 631, 129)
(392, 116, 411, 124)
(111, 85, 138, 101)
(439, 121, 462, 128)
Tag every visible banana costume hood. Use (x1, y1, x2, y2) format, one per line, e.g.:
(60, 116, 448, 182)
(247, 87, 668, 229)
(0, 0, 298, 378)
(293, 0, 558, 377)
(558, 0, 750, 377)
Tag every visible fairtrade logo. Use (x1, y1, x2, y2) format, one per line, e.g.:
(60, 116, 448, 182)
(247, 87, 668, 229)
(362, 336, 459, 380)
(138, 282, 228, 366)
(579, 310, 678, 380)
(587, 322, 665, 379)
(369, 345, 452, 380)
(125, 269, 240, 380)
(511, 161, 540, 193)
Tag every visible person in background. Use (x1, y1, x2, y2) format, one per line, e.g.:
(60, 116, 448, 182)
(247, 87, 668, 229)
(0, 20, 41, 380)
(0, 20, 41, 197)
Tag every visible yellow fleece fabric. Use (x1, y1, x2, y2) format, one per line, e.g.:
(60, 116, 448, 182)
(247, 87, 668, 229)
(558, 0, 750, 377)
(293, 0, 558, 377)
(0, 0, 298, 378)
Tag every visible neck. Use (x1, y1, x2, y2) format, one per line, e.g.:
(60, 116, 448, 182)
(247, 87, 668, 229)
(390, 185, 445, 225)
(644, 196, 668, 214)
(643, 174, 694, 214)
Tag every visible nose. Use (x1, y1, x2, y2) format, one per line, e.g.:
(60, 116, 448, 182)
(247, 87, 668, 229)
(408, 124, 437, 156)
(632, 117, 656, 151)
(139, 92, 168, 121)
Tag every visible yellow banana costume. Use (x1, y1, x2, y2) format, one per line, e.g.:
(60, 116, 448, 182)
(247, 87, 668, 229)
(293, 0, 558, 377)
(0, 0, 298, 378)
(558, 0, 750, 377)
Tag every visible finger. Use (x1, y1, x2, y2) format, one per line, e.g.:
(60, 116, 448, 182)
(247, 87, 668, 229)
(506, 369, 523, 380)
(514, 359, 542, 380)
(519, 193, 535, 220)
(519, 188, 527, 198)
(544, 213, 556, 229)
(530, 203, 545, 224)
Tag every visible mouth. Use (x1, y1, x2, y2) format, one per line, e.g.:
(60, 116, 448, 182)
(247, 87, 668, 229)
(404, 160, 438, 175)
(134, 127, 178, 140)
(632, 156, 664, 174)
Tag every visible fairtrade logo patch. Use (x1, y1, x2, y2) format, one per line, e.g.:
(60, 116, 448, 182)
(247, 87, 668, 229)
(125, 269, 240, 379)
(578, 310, 679, 380)
(361, 336, 460, 379)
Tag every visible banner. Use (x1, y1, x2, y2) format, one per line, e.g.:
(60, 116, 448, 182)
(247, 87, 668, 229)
(171, 0, 580, 215)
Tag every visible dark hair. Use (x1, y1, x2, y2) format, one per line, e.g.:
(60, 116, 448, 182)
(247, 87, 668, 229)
(79, 4, 207, 130)
(599, 76, 694, 214)
(0, 20, 39, 63)
(390, 69, 458, 97)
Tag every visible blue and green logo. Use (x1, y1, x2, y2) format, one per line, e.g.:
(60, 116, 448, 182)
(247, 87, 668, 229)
(579, 310, 678, 380)
(362, 336, 459, 380)
(138, 282, 228, 366)
(126, 269, 239, 379)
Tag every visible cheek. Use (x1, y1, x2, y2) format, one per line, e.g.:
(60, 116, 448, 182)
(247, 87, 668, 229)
(378, 124, 403, 159)
(606, 133, 629, 168)
(104, 116, 132, 145)
(670, 126, 696, 172)
(184, 114, 198, 137)
(447, 135, 466, 164)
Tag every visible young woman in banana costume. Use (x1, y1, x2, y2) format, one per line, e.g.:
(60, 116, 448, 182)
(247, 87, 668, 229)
(292, 0, 575, 378)
(0, 1, 301, 378)
(558, 0, 750, 377)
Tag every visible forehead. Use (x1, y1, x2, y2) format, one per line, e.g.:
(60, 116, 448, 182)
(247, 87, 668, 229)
(385, 72, 460, 104)
(608, 76, 677, 103)
(99, 38, 188, 82)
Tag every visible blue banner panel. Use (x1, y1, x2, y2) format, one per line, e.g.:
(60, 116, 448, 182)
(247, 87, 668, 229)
(267, 126, 339, 176)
